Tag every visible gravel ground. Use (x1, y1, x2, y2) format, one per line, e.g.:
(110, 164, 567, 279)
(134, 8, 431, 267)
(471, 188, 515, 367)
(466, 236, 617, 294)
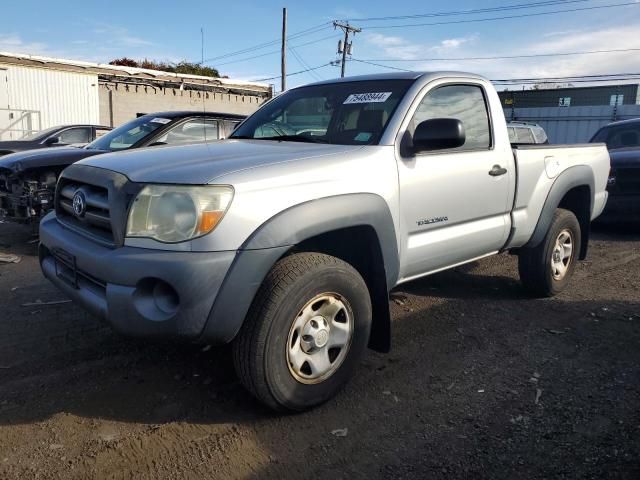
(0, 222, 639, 479)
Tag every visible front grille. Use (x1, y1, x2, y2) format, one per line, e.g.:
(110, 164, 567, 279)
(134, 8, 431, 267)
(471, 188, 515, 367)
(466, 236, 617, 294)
(57, 179, 114, 244)
(614, 167, 640, 195)
(54, 164, 141, 248)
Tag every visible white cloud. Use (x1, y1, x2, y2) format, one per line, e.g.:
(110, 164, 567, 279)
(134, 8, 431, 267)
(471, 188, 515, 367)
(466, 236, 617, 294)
(477, 25, 640, 80)
(542, 29, 584, 38)
(93, 25, 153, 48)
(360, 24, 640, 86)
(440, 38, 469, 49)
(0, 34, 49, 55)
(363, 33, 424, 60)
(364, 33, 476, 61)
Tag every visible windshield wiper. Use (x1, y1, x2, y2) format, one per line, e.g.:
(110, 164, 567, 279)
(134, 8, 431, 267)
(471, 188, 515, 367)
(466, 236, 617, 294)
(258, 135, 328, 144)
(231, 134, 327, 143)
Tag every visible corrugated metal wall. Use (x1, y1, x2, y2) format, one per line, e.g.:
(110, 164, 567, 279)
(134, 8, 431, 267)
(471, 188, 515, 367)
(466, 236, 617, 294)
(0, 64, 99, 139)
(504, 105, 640, 144)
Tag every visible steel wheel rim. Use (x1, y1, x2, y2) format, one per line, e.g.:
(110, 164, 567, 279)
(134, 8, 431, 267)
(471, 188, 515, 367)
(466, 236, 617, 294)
(551, 228, 573, 280)
(286, 292, 354, 385)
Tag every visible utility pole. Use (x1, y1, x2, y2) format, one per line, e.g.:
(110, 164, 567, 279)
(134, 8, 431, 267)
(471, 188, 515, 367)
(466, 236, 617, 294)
(333, 21, 361, 78)
(281, 7, 287, 92)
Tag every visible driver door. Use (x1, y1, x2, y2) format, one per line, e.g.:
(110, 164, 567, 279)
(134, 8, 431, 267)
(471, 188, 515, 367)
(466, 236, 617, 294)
(396, 82, 513, 281)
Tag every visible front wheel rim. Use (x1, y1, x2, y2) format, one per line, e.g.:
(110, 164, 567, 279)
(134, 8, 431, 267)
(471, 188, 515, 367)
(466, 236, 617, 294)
(286, 292, 354, 385)
(551, 228, 574, 280)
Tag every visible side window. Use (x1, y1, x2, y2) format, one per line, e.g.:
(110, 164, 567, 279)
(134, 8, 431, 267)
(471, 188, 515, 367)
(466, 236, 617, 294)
(162, 119, 219, 145)
(221, 120, 240, 139)
(508, 127, 516, 143)
(605, 126, 640, 149)
(411, 84, 491, 151)
(531, 126, 548, 144)
(95, 128, 111, 140)
(515, 127, 535, 144)
(58, 127, 91, 144)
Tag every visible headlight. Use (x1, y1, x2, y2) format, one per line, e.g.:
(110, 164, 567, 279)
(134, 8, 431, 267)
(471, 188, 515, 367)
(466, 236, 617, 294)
(126, 185, 234, 243)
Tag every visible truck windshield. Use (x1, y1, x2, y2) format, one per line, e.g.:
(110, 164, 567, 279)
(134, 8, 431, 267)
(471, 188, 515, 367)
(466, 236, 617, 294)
(591, 122, 640, 150)
(231, 79, 414, 145)
(85, 116, 171, 151)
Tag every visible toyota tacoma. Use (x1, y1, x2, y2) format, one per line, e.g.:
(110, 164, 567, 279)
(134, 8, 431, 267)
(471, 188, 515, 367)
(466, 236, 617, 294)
(38, 72, 609, 411)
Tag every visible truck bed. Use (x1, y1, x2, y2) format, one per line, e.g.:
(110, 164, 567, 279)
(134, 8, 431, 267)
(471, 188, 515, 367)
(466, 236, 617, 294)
(507, 143, 610, 248)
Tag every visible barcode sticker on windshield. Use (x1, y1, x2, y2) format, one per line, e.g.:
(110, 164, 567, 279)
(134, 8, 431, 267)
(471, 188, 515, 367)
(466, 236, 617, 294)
(150, 117, 171, 124)
(343, 92, 392, 104)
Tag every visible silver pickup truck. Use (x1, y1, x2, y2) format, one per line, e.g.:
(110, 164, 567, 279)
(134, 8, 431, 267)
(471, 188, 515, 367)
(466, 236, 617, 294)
(38, 72, 609, 411)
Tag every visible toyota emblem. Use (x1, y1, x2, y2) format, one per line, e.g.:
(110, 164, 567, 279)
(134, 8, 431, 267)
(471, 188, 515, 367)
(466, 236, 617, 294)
(72, 191, 86, 217)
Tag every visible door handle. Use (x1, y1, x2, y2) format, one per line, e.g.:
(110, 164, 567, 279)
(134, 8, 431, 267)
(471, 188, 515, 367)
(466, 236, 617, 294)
(489, 164, 507, 176)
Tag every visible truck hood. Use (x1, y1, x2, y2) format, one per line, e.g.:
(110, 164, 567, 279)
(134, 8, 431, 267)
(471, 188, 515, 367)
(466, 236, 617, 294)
(0, 146, 105, 173)
(609, 147, 640, 168)
(79, 140, 363, 184)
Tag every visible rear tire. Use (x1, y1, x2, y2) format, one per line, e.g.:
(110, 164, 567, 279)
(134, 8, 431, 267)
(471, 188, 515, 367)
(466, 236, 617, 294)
(232, 252, 372, 412)
(518, 208, 581, 297)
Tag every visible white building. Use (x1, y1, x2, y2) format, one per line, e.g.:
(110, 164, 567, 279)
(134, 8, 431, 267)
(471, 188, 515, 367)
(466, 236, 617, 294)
(0, 52, 272, 140)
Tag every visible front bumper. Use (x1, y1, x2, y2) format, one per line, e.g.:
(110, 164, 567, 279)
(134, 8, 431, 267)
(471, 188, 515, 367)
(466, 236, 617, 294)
(39, 213, 236, 340)
(597, 194, 640, 223)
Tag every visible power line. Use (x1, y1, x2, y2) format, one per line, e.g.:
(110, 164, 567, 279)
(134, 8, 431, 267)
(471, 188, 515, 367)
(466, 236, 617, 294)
(214, 34, 340, 67)
(351, 59, 413, 72)
(342, 0, 590, 22)
(288, 45, 323, 81)
(351, 60, 640, 84)
(355, 48, 640, 63)
(201, 22, 332, 64)
(251, 62, 334, 82)
(493, 74, 640, 84)
(495, 73, 640, 81)
(363, 1, 639, 29)
(205, 23, 330, 62)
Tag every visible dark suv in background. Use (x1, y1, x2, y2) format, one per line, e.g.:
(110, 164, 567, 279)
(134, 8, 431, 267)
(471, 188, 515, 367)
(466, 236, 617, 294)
(590, 118, 640, 222)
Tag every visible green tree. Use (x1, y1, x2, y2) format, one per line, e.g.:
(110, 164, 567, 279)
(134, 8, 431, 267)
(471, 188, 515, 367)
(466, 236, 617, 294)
(109, 58, 220, 78)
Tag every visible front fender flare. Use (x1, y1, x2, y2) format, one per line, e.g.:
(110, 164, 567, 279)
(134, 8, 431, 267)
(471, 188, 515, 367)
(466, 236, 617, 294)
(199, 193, 399, 345)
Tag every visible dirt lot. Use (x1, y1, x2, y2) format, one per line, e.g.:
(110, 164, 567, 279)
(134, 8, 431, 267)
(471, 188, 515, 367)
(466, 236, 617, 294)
(0, 222, 639, 479)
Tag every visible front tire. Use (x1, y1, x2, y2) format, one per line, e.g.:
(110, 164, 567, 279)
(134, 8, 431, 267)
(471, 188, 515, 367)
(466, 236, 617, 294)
(232, 252, 372, 412)
(518, 208, 581, 297)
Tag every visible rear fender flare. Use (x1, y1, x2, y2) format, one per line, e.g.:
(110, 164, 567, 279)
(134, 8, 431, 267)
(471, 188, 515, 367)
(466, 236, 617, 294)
(525, 165, 594, 259)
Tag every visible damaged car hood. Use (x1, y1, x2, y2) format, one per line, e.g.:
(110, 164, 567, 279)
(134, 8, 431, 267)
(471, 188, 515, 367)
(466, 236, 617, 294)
(0, 147, 106, 173)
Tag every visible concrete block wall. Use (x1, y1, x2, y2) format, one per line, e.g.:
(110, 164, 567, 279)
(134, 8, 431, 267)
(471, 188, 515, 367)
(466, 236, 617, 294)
(99, 83, 267, 127)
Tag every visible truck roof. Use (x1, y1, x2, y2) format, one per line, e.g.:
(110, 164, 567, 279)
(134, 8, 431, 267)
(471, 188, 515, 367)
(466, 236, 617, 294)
(305, 71, 487, 86)
(599, 117, 640, 128)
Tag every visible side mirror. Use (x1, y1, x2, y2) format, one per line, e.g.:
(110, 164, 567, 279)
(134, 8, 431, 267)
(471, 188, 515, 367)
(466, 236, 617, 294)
(45, 136, 60, 146)
(413, 118, 465, 152)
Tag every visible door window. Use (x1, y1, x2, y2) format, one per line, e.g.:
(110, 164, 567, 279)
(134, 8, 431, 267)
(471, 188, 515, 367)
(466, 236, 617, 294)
(95, 128, 111, 139)
(58, 127, 91, 144)
(592, 124, 640, 149)
(515, 127, 535, 144)
(411, 84, 491, 151)
(159, 118, 219, 145)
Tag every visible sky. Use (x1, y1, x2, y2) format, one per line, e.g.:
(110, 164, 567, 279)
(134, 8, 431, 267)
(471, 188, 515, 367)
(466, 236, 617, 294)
(1, 0, 639, 90)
